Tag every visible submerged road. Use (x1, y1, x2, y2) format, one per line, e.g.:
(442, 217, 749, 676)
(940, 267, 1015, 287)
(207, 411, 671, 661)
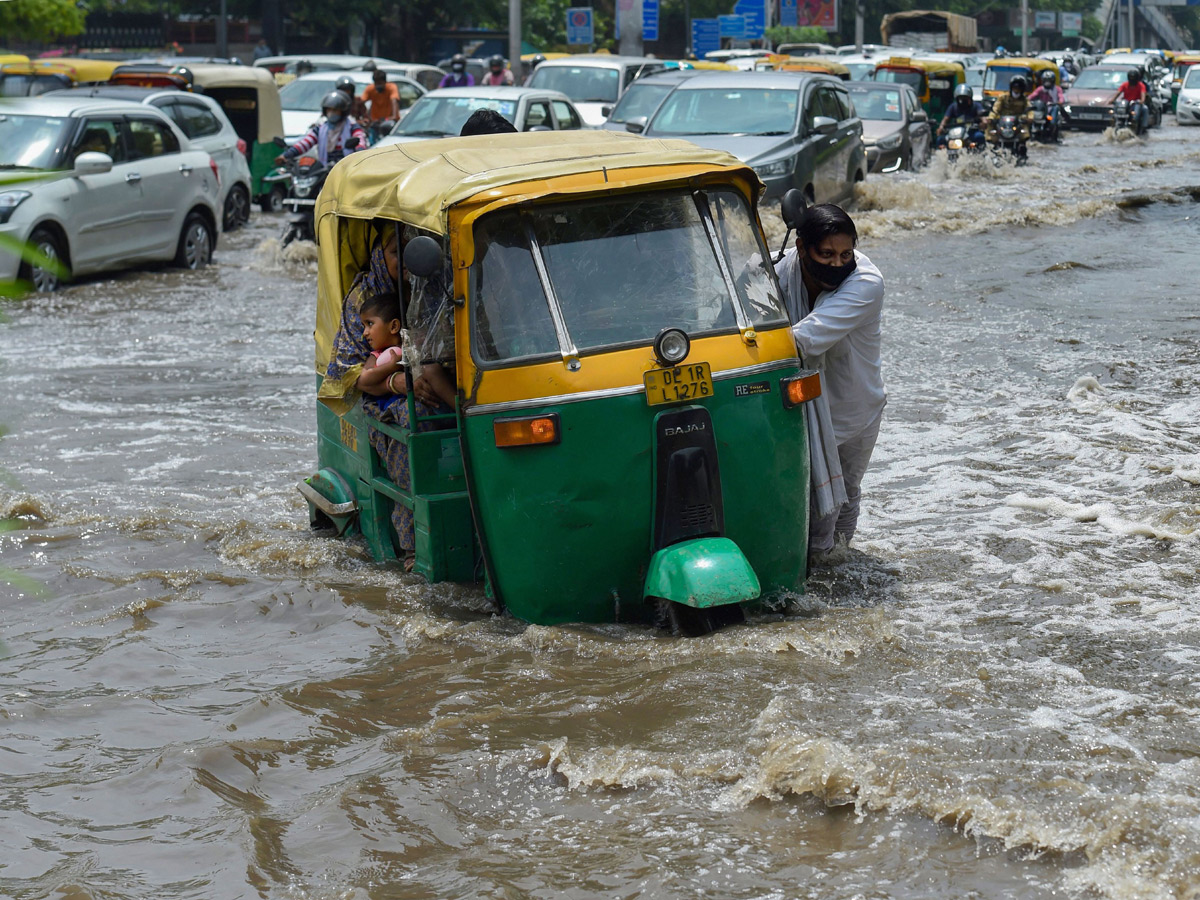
(2, 122, 1199, 899)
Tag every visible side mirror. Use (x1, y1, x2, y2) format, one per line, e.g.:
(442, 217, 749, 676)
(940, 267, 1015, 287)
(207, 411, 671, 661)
(345, 136, 360, 149)
(780, 188, 808, 230)
(625, 116, 647, 134)
(273, 135, 287, 147)
(527, 124, 552, 132)
(403, 234, 442, 279)
(601, 104, 613, 117)
(812, 115, 838, 135)
(73, 151, 113, 176)
(911, 109, 927, 122)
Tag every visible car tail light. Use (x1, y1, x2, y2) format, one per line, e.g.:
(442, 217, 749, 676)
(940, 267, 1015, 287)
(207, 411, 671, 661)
(236, 138, 248, 156)
(209, 157, 220, 185)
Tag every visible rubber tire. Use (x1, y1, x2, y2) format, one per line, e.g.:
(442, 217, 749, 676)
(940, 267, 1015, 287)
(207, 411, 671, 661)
(18, 227, 68, 293)
(260, 184, 286, 213)
(222, 184, 250, 231)
(174, 212, 214, 269)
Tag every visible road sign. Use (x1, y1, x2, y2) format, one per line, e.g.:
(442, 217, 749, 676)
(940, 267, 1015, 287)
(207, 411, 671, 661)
(566, 6, 594, 45)
(643, 0, 659, 41)
(719, 14, 747, 39)
(692, 18, 721, 58)
(780, 0, 799, 27)
(734, 0, 766, 39)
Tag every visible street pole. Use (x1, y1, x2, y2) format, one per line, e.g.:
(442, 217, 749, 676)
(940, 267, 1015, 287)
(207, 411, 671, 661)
(509, 0, 522, 79)
(216, 0, 228, 59)
(855, 1, 864, 53)
(1020, 0, 1028, 55)
(685, 0, 691, 56)
(1128, 0, 1135, 49)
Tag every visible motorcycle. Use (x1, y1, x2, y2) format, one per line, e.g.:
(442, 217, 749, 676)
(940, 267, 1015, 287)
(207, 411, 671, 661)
(942, 122, 986, 163)
(1112, 98, 1146, 136)
(987, 114, 1029, 165)
(268, 136, 359, 247)
(1029, 99, 1060, 144)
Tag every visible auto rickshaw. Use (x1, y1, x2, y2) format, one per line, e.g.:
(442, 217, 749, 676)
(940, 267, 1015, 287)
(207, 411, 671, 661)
(983, 56, 1059, 101)
(1170, 54, 1200, 111)
(110, 62, 285, 211)
(0, 57, 120, 96)
(775, 57, 852, 81)
(301, 131, 823, 634)
(871, 56, 965, 120)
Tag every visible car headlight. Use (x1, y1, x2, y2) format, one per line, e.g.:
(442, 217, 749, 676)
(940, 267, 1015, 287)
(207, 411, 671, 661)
(753, 158, 792, 178)
(875, 134, 902, 151)
(947, 138, 964, 149)
(0, 190, 31, 225)
(1062, 103, 1072, 114)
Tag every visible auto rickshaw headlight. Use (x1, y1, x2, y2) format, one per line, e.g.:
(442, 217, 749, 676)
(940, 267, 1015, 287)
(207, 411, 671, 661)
(781, 370, 822, 408)
(494, 414, 560, 448)
(653, 328, 690, 366)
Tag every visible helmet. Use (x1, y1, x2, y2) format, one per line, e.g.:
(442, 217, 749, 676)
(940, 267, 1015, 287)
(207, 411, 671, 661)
(295, 59, 314, 75)
(334, 75, 357, 96)
(451, 53, 466, 73)
(954, 83, 973, 103)
(1009, 75, 1027, 93)
(489, 54, 505, 71)
(995, 46, 1007, 58)
(321, 90, 351, 115)
(530, 53, 546, 69)
(1128, 68, 1142, 83)
(1040, 70, 1055, 86)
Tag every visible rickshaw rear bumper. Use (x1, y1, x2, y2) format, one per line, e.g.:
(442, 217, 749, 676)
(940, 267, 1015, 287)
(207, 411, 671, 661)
(643, 537, 761, 609)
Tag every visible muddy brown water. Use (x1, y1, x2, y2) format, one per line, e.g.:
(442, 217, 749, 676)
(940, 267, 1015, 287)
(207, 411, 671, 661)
(2, 124, 1200, 899)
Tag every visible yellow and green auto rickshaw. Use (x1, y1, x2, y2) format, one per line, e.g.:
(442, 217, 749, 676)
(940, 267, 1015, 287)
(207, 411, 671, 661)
(776, 57, 852, 81)
(871, 55, 965, 120)
(0, 57, 120, 96)
(983, 56, 1058, 102)
(301, 131, 824, 634)
(110, 62, 285, 212)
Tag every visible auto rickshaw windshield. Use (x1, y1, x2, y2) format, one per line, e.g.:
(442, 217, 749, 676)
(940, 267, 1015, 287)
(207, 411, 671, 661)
(984, 66, 1031, 92)
(470, 187, 786, 364)
(873, 68, 924, 93)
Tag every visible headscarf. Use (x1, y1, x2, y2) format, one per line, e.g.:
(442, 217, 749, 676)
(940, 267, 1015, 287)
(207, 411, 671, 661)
(318, 238, 396, 403)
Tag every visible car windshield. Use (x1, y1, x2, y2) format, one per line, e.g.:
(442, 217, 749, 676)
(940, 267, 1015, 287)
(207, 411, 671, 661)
(607, 82, 673, 123)
(965, 68, 984, 88)
(843, 62, 876, 80)
(394, 96, 517, 136)
(0, 113, 73, 168)
(873, 68, 924, 92)
(470, 188, 787, 364)
(278, 79, 343, 110)
(1072, 69, 1127, 89)
(849, 87, 902, 121)
(649, 87, 798, 135)
(529, 65, 620, 103)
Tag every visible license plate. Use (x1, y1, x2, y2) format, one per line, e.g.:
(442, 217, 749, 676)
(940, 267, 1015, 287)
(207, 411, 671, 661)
(1075, 111, 1102, 118)
(643, 362, 713, 406)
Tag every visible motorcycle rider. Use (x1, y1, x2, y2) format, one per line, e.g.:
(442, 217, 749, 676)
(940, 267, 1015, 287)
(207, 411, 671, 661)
(274, 91, 366, 167)
(985, 74, 1033, 158)
(1116, 68, 1150, 135)
(334, 74, 369, 128)
(439, 53, 475, 88)
(361, 68, 401, 143)
(937, 83, 985, 149)
(1027, 69, 1065, 142)
(523, 53, 546, 85)
(481, 54, 514, 86)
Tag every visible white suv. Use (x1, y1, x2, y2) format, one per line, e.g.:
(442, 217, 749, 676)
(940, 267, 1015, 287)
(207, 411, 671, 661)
(0, 96, 221, 293)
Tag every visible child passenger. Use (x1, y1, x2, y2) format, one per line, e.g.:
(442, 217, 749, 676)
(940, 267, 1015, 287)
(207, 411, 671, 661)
(355, 291, 407, 399)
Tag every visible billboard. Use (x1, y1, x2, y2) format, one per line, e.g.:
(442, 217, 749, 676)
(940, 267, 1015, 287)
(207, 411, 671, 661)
(796, 0, 838, 30)
(1034, 10, 1057, 30)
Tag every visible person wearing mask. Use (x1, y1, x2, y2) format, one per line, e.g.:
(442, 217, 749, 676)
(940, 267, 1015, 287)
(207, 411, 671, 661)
(985, 74, 1033, 156)
(274, 91, 366, 166)
(1027, 70, 1065, 141)
(439, 54, 475, 88)
(937, 83, 985, 149)
(481, 54, 515, 86)
(774, 204, 886, 556)
(523, 53, 546, 85)
(360, 69, 401, 143)
(1116, 68, 1150, 134)
(334, 74, 369, 127)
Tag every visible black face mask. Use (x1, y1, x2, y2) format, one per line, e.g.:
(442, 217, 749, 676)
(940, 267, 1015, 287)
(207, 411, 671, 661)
(802, 252, 856, 290)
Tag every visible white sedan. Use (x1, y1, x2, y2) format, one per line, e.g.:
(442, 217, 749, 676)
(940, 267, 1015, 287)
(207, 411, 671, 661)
(375, 86, 586, 145)
(0, 96, 222, 292)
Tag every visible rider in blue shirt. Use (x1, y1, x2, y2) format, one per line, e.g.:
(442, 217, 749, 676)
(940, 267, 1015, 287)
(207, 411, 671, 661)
(937, 83, 986, 149)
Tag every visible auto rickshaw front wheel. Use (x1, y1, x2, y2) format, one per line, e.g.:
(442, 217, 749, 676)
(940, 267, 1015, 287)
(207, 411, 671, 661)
(652, 597, 746, 638)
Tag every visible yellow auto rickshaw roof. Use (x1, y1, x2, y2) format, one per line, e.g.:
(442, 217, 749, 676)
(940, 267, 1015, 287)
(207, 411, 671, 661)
(183, 63, 284, 142)
(29, 58, 121, 82)
(778, 57, 851, 76)
(1174, 54, 1200, 65)
(316, 130, 756, 237)
(987, 56, 1057, 71)
(878, 56, 963, 76)
(0, 54, 30, 66)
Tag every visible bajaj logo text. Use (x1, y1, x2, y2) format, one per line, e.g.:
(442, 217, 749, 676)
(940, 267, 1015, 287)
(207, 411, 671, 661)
(663, 423, 706, 437)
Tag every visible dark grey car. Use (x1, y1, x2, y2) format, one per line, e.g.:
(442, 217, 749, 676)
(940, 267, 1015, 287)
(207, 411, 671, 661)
(640, 71, 867, 204)
(848, 81, 932, 173)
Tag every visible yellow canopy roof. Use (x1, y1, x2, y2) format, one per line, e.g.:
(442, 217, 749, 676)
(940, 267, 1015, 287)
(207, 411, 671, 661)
(183, 63, 284, 141)
(315, 130, 754, 236)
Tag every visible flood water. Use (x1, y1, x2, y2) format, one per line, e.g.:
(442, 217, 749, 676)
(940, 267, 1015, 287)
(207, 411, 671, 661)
(2, 123, 1200, 900)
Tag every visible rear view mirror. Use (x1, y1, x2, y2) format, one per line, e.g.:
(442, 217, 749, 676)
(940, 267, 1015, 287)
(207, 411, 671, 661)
(812, 115, 838, 135)
(625, 116, 647, 134)
(780, 188, 807, 230)
(73, 151, 113, 176)
(345, 136, 360, 149)
(601, 104, 613, 117)
(403, 234, 442, 279)
(273, 136, 287, 147)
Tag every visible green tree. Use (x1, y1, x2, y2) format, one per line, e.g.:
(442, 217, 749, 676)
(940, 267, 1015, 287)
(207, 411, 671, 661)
(765, 25, 833, 46)
(0, 0, 86, 43)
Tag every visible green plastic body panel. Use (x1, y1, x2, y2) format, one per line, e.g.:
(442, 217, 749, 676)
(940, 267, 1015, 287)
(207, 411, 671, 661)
(643, 537, 761, 608)
(248, 141, 276, 200)
(461, 363, 811, 625)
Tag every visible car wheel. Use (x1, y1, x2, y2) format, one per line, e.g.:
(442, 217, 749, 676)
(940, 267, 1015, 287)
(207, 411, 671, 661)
(260, 185, 286, 213)
(18, 227, 69, 293)
(223, 184, 250, 231)
(175, 212, 214, 269)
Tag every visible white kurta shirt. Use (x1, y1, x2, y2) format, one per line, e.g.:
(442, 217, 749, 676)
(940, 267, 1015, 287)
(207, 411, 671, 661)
(774, 247, 887, 444)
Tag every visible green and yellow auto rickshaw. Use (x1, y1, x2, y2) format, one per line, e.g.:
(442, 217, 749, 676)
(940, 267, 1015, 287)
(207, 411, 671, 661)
(983, 56, 1058, 102)
(872, 55, 965, 120)
(301, 131, 823, 634)
(111, 62, 285, 212)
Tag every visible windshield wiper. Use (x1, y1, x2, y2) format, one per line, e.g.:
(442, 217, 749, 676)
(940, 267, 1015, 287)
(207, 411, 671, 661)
(580, 97, 614, 103)
(402, 129, 450, 137)
(753, 131, 791, 136)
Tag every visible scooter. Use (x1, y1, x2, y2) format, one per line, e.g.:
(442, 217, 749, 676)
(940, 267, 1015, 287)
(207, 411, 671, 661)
(988, 114, 1030, 165)
(1029, 99, 1061, 143)
(269, 137, 359, 247)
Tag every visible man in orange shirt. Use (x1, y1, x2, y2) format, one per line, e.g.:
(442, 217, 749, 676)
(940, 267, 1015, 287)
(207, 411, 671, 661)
(361, 70, 401, 143)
